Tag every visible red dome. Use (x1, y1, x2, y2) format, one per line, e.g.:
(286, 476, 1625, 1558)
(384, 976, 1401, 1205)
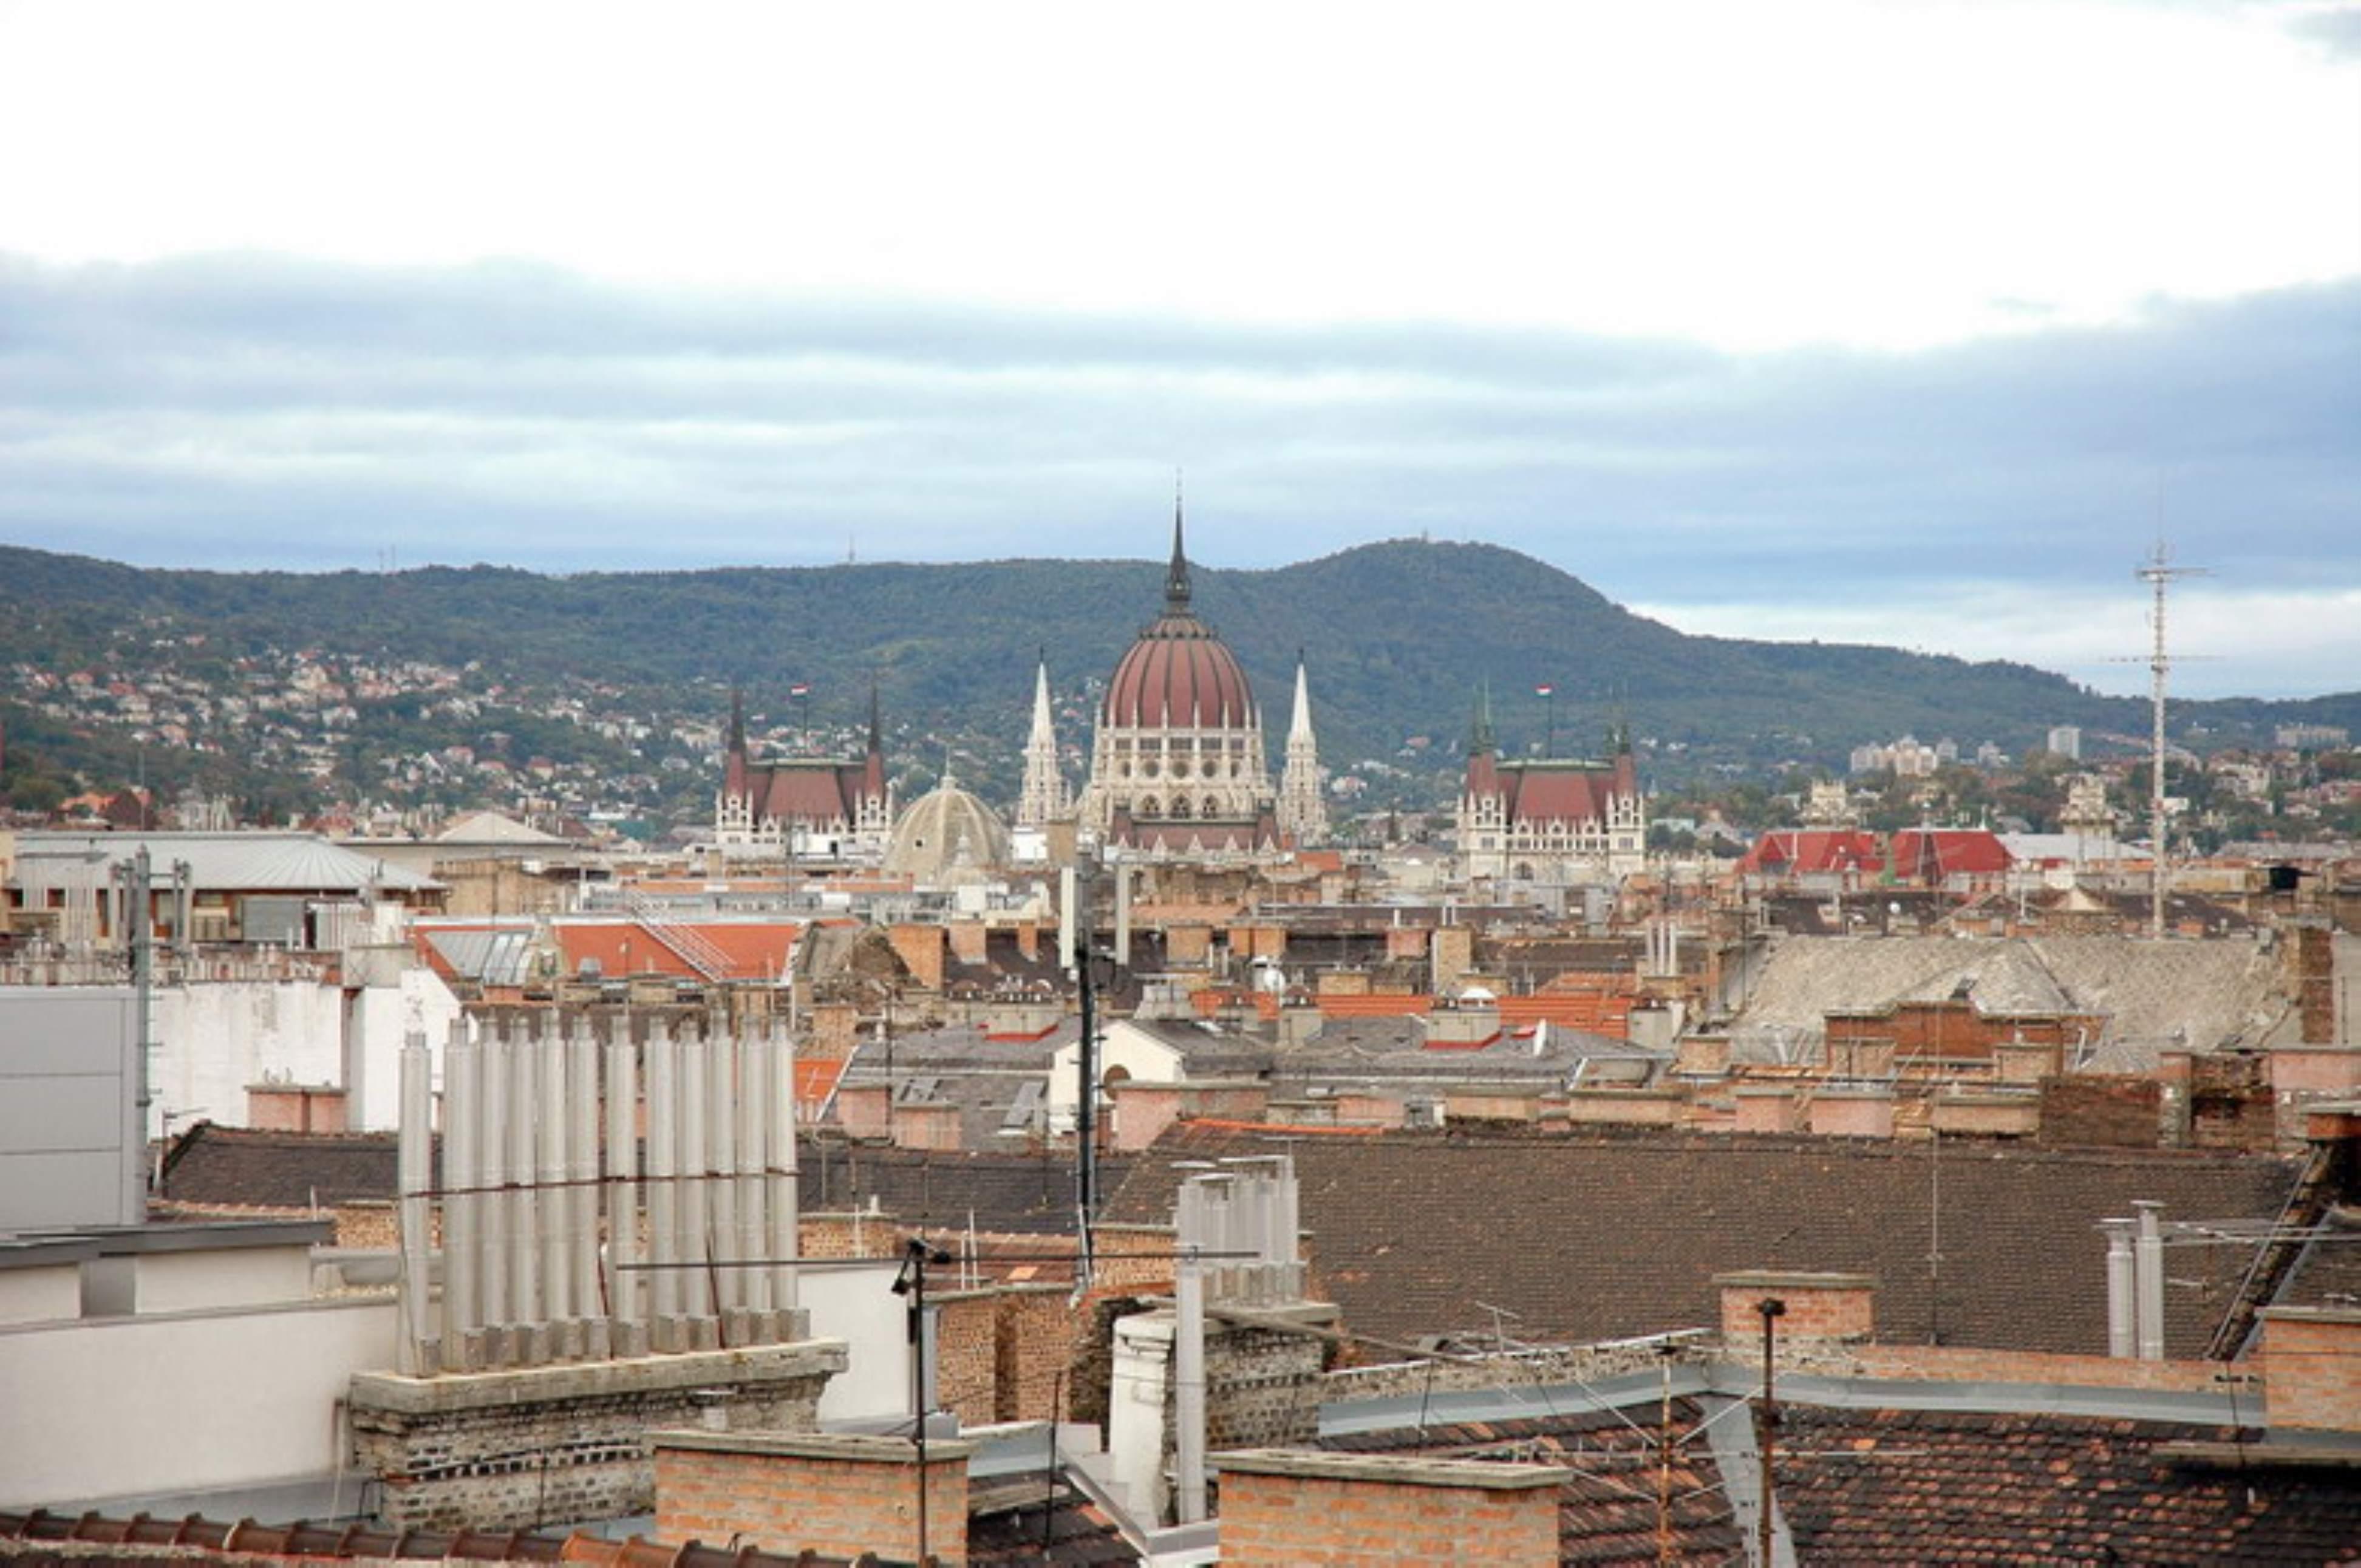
(1103, 612, 1257, 729)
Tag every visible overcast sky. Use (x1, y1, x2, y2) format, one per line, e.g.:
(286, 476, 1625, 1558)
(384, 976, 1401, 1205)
(2, 1, 2356, 699)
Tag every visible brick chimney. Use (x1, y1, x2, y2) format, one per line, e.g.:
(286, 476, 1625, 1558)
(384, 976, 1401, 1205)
(2260, 1306, 2361, 1433)
(1717, 1270, 1876, 1347)
(653, 1430, 977, 1564)
(1215, 1450, 1568, 1567)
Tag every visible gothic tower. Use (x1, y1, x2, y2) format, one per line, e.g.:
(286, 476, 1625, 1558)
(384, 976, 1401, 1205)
(1276, 651, 1328, 845)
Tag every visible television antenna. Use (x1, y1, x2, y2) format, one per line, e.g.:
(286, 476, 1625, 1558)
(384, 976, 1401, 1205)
(2115, 540, 2211, 939)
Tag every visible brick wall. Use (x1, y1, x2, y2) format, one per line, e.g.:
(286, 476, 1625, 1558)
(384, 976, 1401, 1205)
(349, 1343, 847, 1530)
(2298, 923, 2335, 1045)
(2190, 1054, 2277, 1153)
(1215, 1451, 1567, 1567)
(1166, 923, 1211, 966)
(891, 1100, 962, 1152)
(653, 1430, 974, 1565)
(2037, 1075, 2164, 1148)
(1930, 1093, 2040, 1137)
(934, 1289, 1001, 1426)
(1430, 925, 1475, 994)
(1111, 1082, 1184, 1152)
(246, 1083, 348, 1133)
(808, 1002, 859, 1062)
(800, 1210, 903, 1259)
(1808, 1089, 1894, 1138)
(1733, 1088, 1801, 1134)
(1824, 1000, 2098, 1063)
(1717, 1271, 1875, 1345)
(887, 924, 948, 990)
(1560, 1088, 1684, 1127)
(833, 1082, 890, 1140)
(2262, 1307, 2361, 1432)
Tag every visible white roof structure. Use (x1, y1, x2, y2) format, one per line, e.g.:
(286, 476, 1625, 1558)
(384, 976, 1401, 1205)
(431, 810, 567, 846)
(13, 831, 443, 895)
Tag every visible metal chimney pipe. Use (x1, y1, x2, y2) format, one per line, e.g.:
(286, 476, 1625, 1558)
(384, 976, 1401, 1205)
(569, 1019, 601, 1338)
(478, 1025, 509, 1340)
(508, 1021, 540, 1337)
(1174, 1240, 1209, 1525)
(539, 1023, 571, 1324)
(736, 1023, 769, 1319)
(2134, 1201, 2166, 1361)
(768, 1021, 800, 1315)
(441, 1027, 479, 1357)
(397, 1032, 433, 1376)
(604, 1020, 641, 1331)
(679, 1032, 712, 1324)
(2103, 1219, 2137, 1359)
(647, 1021, 680, 1336)
(707, 1028, 740, 1318)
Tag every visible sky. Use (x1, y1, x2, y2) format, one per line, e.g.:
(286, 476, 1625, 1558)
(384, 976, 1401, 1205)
(1, 1, 2356, 700)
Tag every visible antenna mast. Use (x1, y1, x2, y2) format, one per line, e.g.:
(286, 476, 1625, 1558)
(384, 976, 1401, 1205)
(2136, 541, 2207, 941)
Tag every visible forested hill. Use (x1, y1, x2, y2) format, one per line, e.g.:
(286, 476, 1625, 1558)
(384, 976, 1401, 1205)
(3, 538, 2355, 812)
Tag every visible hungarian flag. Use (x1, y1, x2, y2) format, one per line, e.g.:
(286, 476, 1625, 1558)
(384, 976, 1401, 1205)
(789, 683, 811, 697)
(1535, 683, 1555, 697)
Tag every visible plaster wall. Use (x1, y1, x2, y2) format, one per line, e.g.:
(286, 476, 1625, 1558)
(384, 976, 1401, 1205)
(802, 1260, 910, 1425)
(0, 1295, 396, 1509)
(132, 1244, 315, 1314)
(0, 1264, 81, 1328)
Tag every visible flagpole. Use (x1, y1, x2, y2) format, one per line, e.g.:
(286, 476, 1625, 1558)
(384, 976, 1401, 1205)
(1539, 683, 1556, 758)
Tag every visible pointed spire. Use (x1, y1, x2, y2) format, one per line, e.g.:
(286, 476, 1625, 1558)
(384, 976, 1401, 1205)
(866, 678, 882, 755)
(1165, 474, 1193, 612)
(1030, 652, 1056, 736)
(727, 687, 746, 754)
(1288, 650, 1315, 743)
(1470, 682, 1497, 757)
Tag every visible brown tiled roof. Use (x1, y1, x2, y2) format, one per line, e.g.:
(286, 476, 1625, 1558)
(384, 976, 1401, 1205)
(1106, 1127, 2301, 1357)
(155, 1122, 417, 1210)
(800, 1141, 1132, 1237)
(1774, 1406, 2361, 1566)
(965, 1479, 1140, 1564)
(1320, 1404, 1745, 1566)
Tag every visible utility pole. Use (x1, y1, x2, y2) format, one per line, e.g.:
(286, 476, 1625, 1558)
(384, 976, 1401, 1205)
(1758, 1297, 1786, 1568)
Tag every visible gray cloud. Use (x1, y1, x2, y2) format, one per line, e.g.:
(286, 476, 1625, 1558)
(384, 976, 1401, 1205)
(1, 253, 2355, 694)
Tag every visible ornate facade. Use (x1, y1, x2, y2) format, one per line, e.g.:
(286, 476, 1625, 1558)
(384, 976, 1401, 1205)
(1077, 510, 1289, 857)
(714, 689, 893, 857)
(1456, 694, 1644, 882)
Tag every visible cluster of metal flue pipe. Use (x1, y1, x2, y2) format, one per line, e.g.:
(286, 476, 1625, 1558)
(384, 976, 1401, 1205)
(1172, 1154, 1304, 1309)
(396, 1017, 802, 1376)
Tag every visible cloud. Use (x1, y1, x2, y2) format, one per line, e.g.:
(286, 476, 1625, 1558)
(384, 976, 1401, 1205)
(0, 254, 2356, 698)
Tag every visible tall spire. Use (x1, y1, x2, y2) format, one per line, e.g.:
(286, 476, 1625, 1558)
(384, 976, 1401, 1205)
(866, 678, 882, 755)
(727, 687, 746, 754)
(1018, 651, 1070, 828)
(1165, 474, 1193, 612)
(1287, 649, 1315, 744)
(1470, 681, 1497, 757)
(1279, 649, 1327, 846)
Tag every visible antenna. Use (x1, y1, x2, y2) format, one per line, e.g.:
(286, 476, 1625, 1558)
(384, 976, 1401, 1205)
(2133, 540, 2210, 941)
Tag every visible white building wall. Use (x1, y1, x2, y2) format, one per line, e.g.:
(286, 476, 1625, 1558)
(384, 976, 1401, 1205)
(802, 1260, 911, 1426)
(152, 983, 346, 1138)
(0, 1295, 397, 1509)
(132, 1244, 315, 1315)
(0, 1265, 81, 1328)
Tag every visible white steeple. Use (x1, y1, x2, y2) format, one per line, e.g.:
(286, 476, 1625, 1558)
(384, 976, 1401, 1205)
(1017, 654, 1071, 828)
(1277, 652, 1328, 846)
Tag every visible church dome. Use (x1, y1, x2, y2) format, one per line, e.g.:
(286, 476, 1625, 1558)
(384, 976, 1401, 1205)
(885, 782, 1010, 883)
(1100, 510, 1256, 730)
(1103, 613, 1257, 729)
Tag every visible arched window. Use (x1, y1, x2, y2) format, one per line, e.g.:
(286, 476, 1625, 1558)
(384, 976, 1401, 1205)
(1171, 797, 1193, 819)
(1202, 796, 1219, 819)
